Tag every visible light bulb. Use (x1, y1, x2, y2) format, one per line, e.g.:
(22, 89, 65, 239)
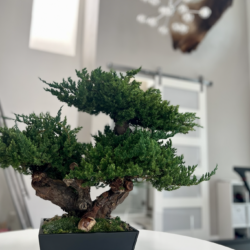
(137, 14, 147, 23)
(171, 22, 181, 32)
(171, 22, 189, 34)
(148, 0, 161, 6)
(146, 17, 158, 27)
(182, 13, 195, 23)
(199, 6, 212, 19)
(177, 4, 189, 14)
(179, 24, 189, 34)
(183, 0, 201, 2)
(158, 6, 175, 16)
(158, 26, 169, 35)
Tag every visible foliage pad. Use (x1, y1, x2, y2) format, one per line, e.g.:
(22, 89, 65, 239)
(42, 68, 200, 136)
(0, 108, 84, 179)
(67, 125, 217, 191)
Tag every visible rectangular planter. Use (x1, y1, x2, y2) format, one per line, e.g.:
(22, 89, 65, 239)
(39, 219, 139, 250)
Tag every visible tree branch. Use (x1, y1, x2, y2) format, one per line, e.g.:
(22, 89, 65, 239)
(63, 178, 92, 211)
(31, 172, 78, 212)
(63, 162, 92, 211)
(78, 178, 133, 231)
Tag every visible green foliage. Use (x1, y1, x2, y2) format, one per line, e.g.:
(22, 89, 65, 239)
(0, 67, 217, 191)
(66, 126, 216, 191)
(0, 108, 84, 179)
(42, 216, 130, 234)
(42, 68, 200, 135)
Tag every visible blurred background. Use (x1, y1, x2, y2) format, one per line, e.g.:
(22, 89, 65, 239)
(1, 0, 250, 247)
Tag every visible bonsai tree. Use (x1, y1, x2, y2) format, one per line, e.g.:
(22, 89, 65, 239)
(0, 68, 216, 232)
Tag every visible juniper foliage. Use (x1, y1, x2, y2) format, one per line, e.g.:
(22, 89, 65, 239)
(0, 108, 84, 179)
(67, 125, 216, 191)
(0, 68, 217, 192)
(41, 68, 199, 135)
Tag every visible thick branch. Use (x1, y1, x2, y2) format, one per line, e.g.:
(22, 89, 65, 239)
(31, 172, 78, 212)
(63, 178, 92, 211)
(96, 179, 133, 218)
(96, 191, 129, 219)
(78, 178, 133, 231)
(63, 162, 92, 212)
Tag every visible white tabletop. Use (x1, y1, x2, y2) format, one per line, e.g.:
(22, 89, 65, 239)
(0, 229, 233, 250)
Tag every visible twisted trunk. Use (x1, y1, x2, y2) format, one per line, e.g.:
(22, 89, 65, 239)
(31, 172, 133, 223)
(31, 172, 80, 212)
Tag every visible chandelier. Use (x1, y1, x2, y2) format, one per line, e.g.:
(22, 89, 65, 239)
(136, 0, 212, 35)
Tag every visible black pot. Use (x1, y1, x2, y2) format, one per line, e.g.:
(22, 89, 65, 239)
(39, 219, 139, 250)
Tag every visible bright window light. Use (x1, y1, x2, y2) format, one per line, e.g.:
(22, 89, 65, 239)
(29, 0, 80, 56)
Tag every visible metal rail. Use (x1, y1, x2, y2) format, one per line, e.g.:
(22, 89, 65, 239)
(108, 63, 213, 87)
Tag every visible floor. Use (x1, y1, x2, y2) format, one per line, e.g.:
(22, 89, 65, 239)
(212, 239, 250, 250)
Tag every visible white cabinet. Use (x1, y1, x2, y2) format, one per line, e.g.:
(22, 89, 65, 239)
(232, 204, 247, 228)
(248, 205, 250, 227)
(217, 181, 250, 239)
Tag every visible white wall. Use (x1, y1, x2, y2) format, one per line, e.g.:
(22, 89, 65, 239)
(96, 0, 250, 235)
(0, 169, 21, 230)
(0, 0, 80, 128)
(0, 0, 82, 228)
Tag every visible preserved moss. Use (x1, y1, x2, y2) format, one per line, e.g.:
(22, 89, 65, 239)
(42, 216, 131, 234)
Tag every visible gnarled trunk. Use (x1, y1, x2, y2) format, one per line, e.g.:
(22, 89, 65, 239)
(31, 172, 133, 231)
(31, 172, 80, 213)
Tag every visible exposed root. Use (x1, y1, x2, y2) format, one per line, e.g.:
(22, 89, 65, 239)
(78, 217, 96, 232)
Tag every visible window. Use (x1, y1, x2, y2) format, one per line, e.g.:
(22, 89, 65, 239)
(29, 0, 80, 56)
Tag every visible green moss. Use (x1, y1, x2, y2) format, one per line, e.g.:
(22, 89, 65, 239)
(42, 216, 131, 234)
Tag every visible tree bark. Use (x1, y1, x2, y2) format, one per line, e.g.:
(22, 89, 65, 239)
(63, 178, 92, 211)
(31, 172, 79, 212)
(32, 172, 92, 215)
(78, 178, 133, 231)
(96, 191, 129, 218)
(96, 179, 133, 218)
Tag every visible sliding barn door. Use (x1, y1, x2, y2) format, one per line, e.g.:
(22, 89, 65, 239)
(153, 76, 210, 239)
